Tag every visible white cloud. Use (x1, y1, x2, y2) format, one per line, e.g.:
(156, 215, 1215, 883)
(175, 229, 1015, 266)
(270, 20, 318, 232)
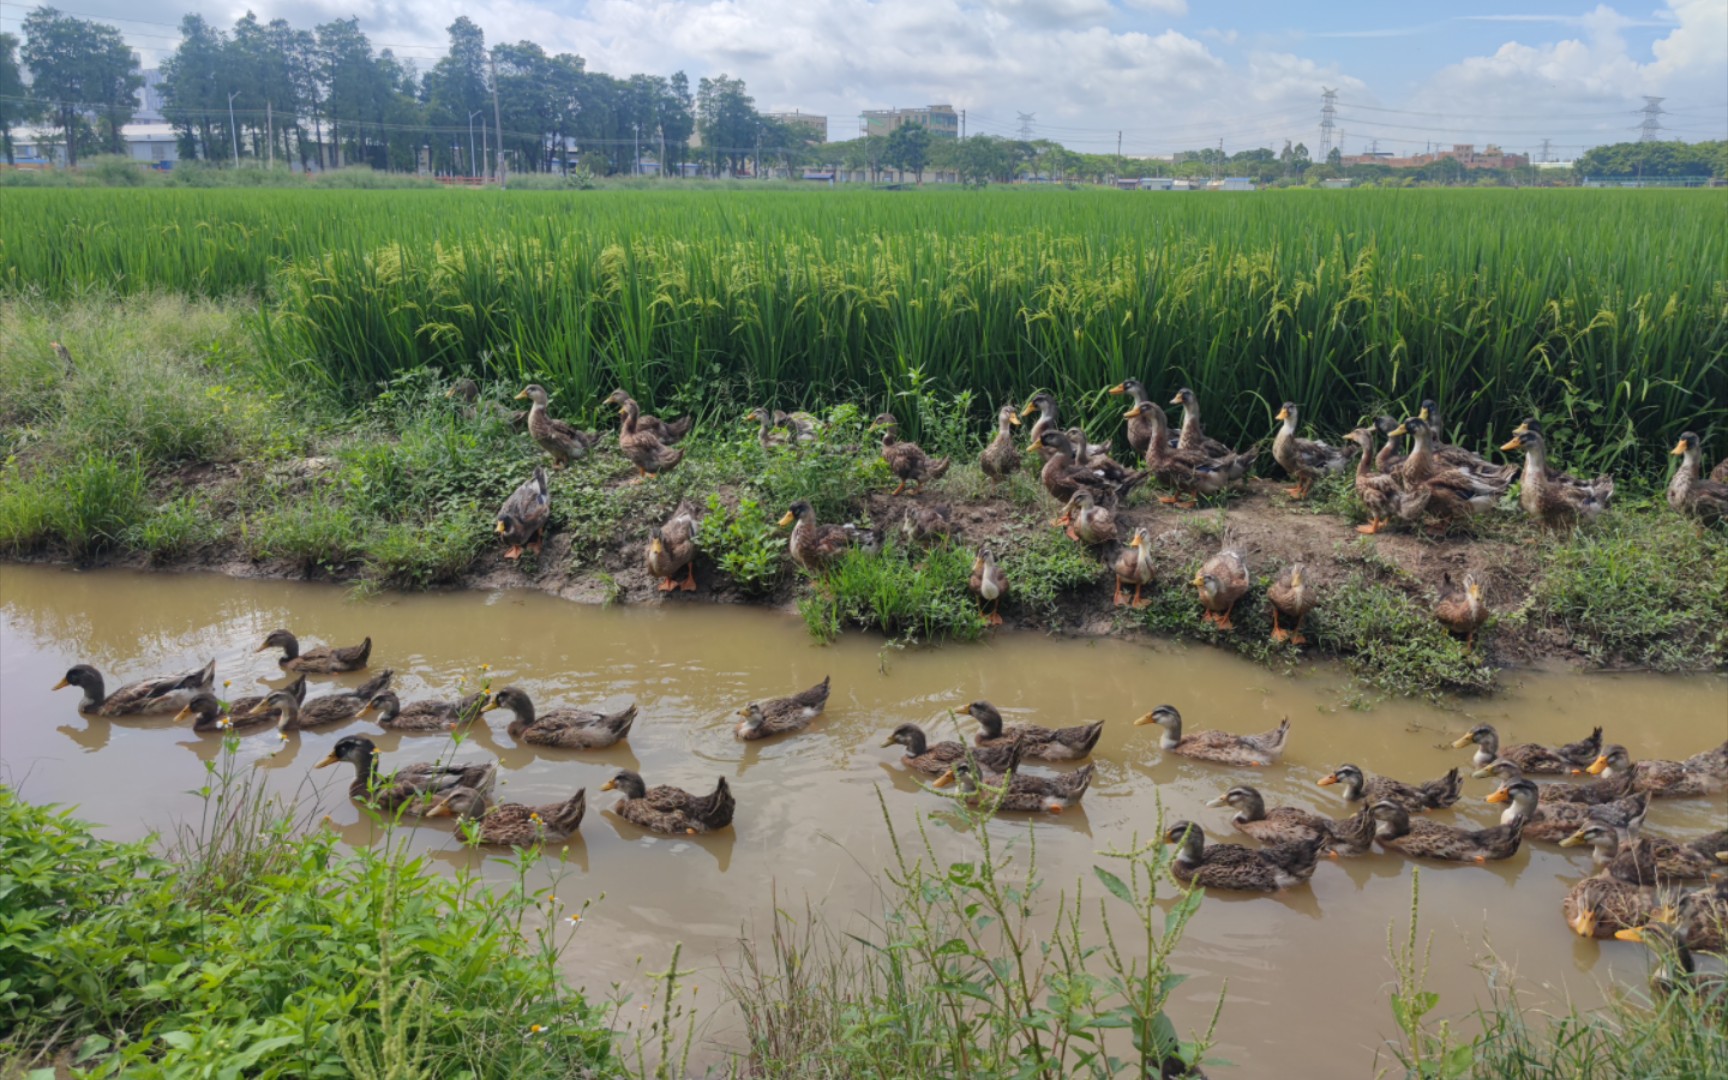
(1120, 0, 1188, 14)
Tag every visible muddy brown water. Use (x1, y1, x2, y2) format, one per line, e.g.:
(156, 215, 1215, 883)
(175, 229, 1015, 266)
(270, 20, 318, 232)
(3, 564, 1724, 1073)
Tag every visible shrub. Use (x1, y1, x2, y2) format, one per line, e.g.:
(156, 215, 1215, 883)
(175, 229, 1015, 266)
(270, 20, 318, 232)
(800, 541, 986, 643)
(696, 494, 786, 596)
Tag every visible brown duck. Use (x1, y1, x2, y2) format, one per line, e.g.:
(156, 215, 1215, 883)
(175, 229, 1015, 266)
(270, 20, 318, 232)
(257, 629, 371, 673)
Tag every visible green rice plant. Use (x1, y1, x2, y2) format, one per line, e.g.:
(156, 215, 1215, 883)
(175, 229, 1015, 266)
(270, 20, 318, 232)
(802, 541, 987, 643)
(3, 188, 1721, 478)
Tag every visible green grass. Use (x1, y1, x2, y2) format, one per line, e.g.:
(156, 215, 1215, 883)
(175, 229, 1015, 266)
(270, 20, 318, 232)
(800, 541, 988, 643)
(2, 188, 1722, 478)
(0, 452, 149, 558)
(1526, 508, 1728, 670)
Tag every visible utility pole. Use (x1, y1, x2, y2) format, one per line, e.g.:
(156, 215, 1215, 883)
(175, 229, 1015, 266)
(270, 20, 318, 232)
(1117, 130, 1122, 158)
(1539, 137, 1551, 163)
(227, 91, 240, 165)
(960, 109, 965, 140)
(489, 51, 506, 187)
(1319, 87, 1337, 158)
(633, 122, 640, 175)
(659, 124, 666, 180)
(1638, 96, 1665, 141)
(266, 100, 273, 170)
(1016, 112, 1035, 139)
(469, 110, 483, 179)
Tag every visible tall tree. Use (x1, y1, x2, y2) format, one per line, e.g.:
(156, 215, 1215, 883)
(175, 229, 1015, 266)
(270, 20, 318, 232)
(884, 122, 930, 182)
(696, 74, 756, 175)
(159, 14, 225, 161)
(424, 17, 489, 175)
(21, 6, 143, 165)
(661, 71, 694, 177)
(0, 32, 27, 163)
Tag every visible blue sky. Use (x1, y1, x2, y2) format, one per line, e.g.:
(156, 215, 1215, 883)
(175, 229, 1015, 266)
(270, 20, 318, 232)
(8, 0, 1725, 156)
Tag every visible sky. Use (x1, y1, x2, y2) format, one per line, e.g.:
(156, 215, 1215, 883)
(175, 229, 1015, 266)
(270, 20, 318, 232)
(4, 0, 1725, 157)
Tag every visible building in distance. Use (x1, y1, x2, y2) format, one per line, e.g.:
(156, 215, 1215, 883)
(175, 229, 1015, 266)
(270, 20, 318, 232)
(861, 105, 960, 140)
(762, 111, 829, 143)
(1341, 143, 1530, 170)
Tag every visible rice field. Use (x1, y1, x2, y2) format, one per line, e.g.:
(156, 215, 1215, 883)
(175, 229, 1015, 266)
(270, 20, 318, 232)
(2, 187, 1723, 473)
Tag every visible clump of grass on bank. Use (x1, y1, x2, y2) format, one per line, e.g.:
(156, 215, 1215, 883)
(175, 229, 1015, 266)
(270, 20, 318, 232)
(800, 542, 987, 643)
(1527, 509, 1728, 671)
(0, 784, 615, 1078)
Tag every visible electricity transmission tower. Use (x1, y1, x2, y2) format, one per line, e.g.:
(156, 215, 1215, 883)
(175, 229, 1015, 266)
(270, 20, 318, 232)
(1638, 97, 1665, 141)
(1319, 88, 1338, 157)
(1016, 112, 1035, 139)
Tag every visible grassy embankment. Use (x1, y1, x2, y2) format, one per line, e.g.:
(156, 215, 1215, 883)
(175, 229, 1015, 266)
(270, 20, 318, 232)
(1, 293, 1724, 698)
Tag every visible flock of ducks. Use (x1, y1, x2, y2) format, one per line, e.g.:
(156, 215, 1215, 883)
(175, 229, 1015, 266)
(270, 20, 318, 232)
(475, 379, 1724, 650)
(52, 625, 1728, 996)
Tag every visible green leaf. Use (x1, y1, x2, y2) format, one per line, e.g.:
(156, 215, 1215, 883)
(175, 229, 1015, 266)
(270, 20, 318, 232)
(1093, 866, 1133, 905)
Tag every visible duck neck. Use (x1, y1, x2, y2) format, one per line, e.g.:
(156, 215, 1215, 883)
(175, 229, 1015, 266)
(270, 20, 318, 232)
(972, 706, 1003, 738)
(1236, 790, 1267, 823)
(1341, 773, 1366, 802)
(78, 674, 106, 712)
(1175, 830, 1203, 865)
(1520, 443, 1546, 491)
(276, 633, 300, 660)
(901, 727, 928, 756)
(1475, 730, 1499, 761)
(504, 697, 536, 737)
(620, 401, 640, 434)
(1159, 715, 1182, 749)
(1589, 835, 1618, 866)
(275, 697, 301, 731)
(1355, 438, 1375, 477)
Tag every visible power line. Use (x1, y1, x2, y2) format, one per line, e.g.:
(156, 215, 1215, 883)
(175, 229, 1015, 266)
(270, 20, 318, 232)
(1638, 96, 1665, 141)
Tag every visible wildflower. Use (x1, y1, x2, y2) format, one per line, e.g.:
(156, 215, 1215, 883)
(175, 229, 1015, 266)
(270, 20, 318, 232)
(564, 913, 581, 926)
(527, 1023, 546, 1036)
(481, 663, 491, 671)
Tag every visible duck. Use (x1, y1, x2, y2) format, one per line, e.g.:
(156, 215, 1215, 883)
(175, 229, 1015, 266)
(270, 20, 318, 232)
(1510, 419, 1595, 487)
(1417, 399, 1518, 478)
(963, 700, 1104, 762)
(1022, 393, 1062, 450)
(874, 414, 950, 495)
(1163, 821, 1323, 892)
(1267, 562, 1314, 645)
(933, 757, 1095, 815)
(1674, 881, 1728, 951)
(1135, 705, 1289, 767)
(1064, 425, 1116, 470)
(600, 770, 734, 834)
(900, 503, 954, 548)
(1112, 527, 1155, 608)
(1586, 742, 1728, 798)
(781, 500, 853, 573)
(1062, 489, 1117, 546)
(1714, 456, 1728, 485)
(747, 407, 790, 449)
(515, 384, 601, 468)
(980, 403, 1023, 482)
(1167, 388, 1236, 459)
(447, 378, 526, 427)
(1482, 771, 1647, 843)
(1562, 873, 1668, 940)
(777, 410, 820, 446)
(316, 735, 497, 816)
(496, 466, 550, 559)
(426, 787, 586, 846)
(246, 671, 394, 732)
(1344, 427, 1426, 534)
(1389, 419, 1513, 527)
(1272, 403, 1357, 498)
(484, 686, 638, 749)
(735, 676, 831, 740)
(1193, 543, 1249, 629)
(1206, 785, 1337, 846)
(1559, 822, 1724, 886)
(1434, 572, 1489, 647)
(1318, 763, 1462, 813)
(1132, 402, 1255, 507)
(1107, 379, 1158, 457)
(601, 389, 691, 444)
(1371, 801, 1525, 863)
(1038, 431, 1147, 515)
(609, 392, 685, 479)
(257, 630, 371, 674)
(1668, 432, 1728, 527)
(173, 676, 306, 732)
(360, 689, 488, 733)
(1373, 416, 1408, 476)
(54, 658, 215, 717)
(881, 722, 1020, 776)
(1480, 755, 1636, 806)
(1613, 921, 1728, 1002)
(969, 548, 1009, 626)
(647, 502, 698, 591)
(1453, 722, 1602, 774)
(1501, 428, 1613, 528)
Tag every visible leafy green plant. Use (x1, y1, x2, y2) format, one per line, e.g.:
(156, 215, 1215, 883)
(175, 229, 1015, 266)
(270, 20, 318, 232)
(998, 521, 1106, 625)
(244, 488, 370, 573)
(366, 507, 487, 588)
(0, 451, 148, 558)
(126, 490, 226, 561)
(695, 494, 786, 596)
